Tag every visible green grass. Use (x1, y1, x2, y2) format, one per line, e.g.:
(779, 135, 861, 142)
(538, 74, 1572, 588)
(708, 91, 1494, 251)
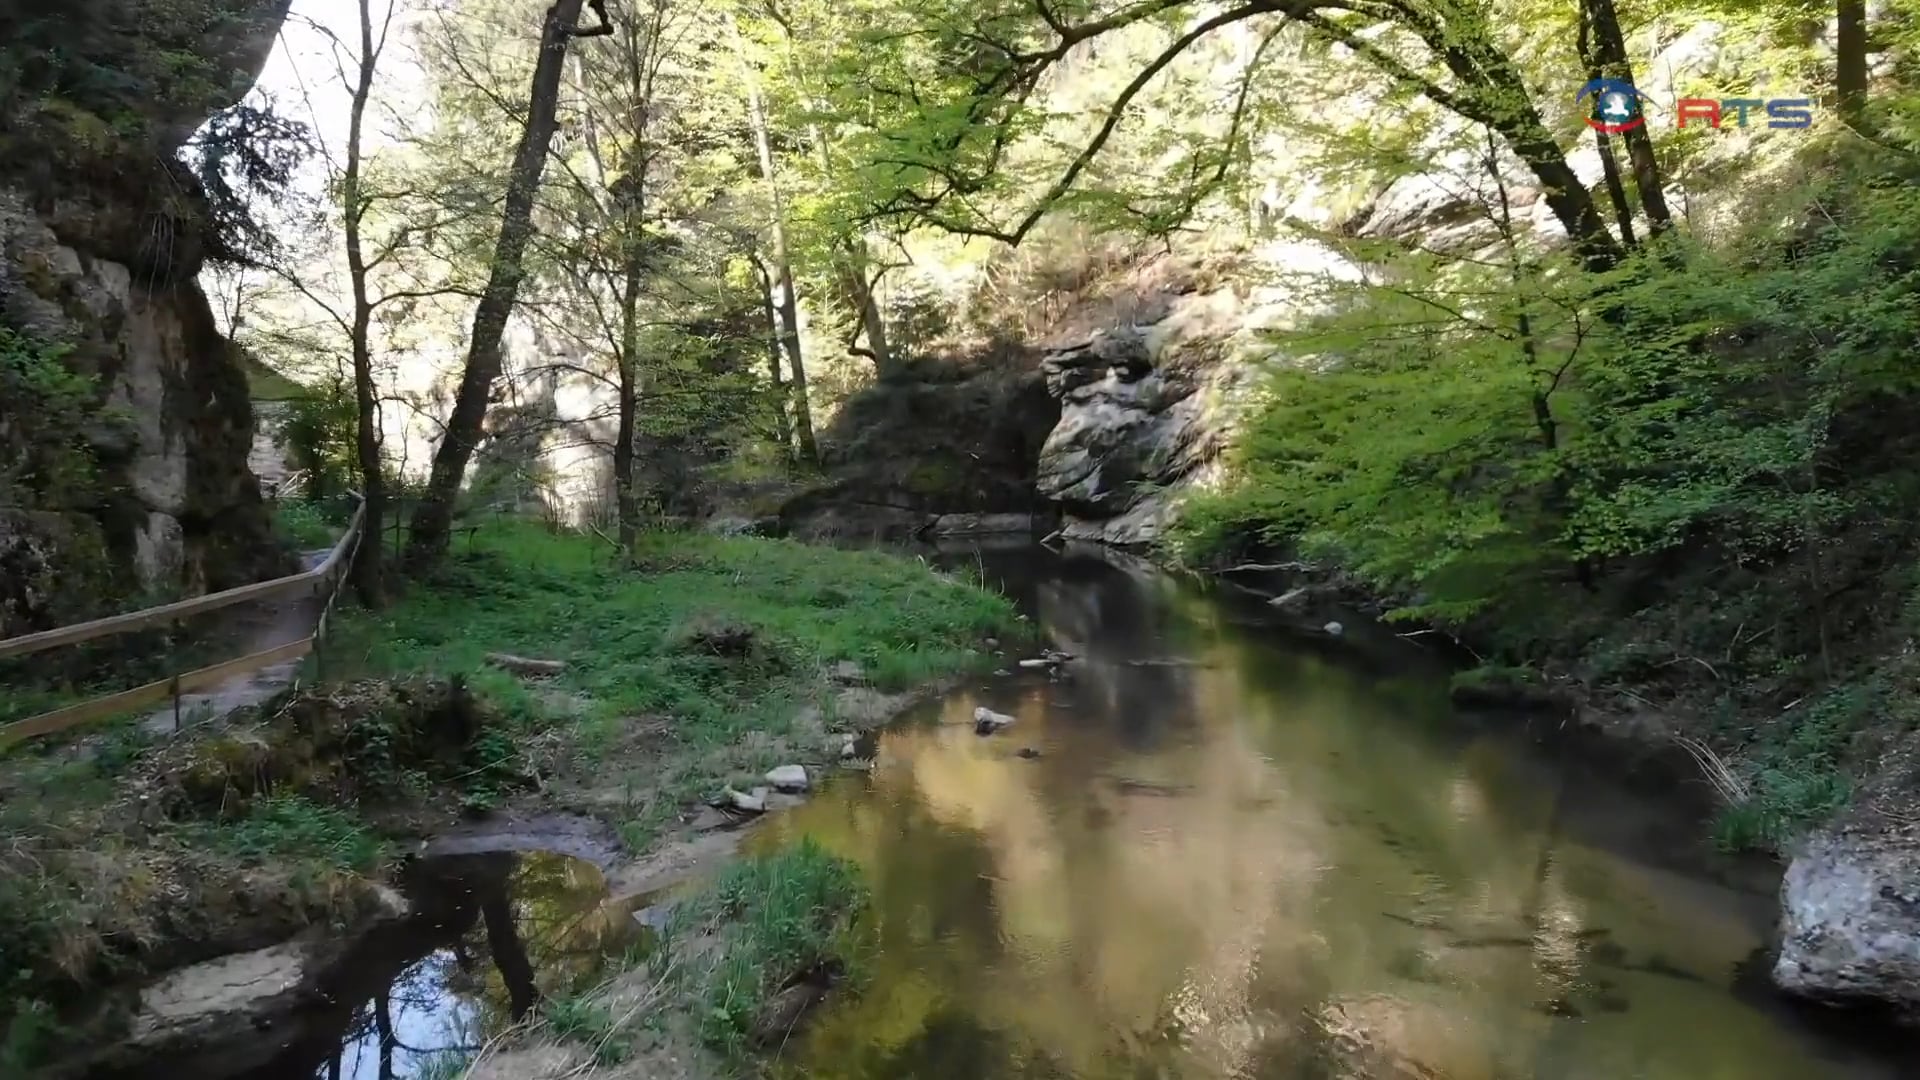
(1711, 681, 1872, 853)
(335, 520, 1013, 699)
(670, 839, 869, 1053)
(327, 519, 1018, 838)
(182, 793, 386, 874)
(271, 498, 338, 548)
(543, 994, 634, 1065)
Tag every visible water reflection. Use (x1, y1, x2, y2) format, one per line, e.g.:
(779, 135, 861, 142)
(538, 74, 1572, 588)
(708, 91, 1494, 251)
(757, 547, 1918, 1080)
(103, 850, 636, 1080)
(287, 851, 637, 1080)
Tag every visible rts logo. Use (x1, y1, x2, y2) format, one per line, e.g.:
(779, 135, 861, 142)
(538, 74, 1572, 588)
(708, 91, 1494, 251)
(1575, 77, 1813, 131)
(1577, 78, 1649, 133)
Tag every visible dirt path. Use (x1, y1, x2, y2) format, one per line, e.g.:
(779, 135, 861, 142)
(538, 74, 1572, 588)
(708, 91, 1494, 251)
(140, 549, 331, 735)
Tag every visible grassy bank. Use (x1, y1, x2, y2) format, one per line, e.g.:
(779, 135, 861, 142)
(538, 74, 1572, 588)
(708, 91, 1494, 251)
(0, 519, 1016, 1070)
(327, 519, 1019, 843)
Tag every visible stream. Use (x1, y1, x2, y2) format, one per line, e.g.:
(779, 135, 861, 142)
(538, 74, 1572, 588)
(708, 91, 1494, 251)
(745, 542, 1920, 1079)
(94, 542, 1920, 1078)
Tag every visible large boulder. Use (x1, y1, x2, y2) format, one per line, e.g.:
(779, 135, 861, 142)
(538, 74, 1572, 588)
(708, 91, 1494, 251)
(1033, 260, 1271, 546)
(1773, 735, 1920, 1012)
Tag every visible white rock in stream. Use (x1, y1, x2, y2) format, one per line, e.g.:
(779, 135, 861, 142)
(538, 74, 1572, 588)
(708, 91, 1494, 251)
(1323, 621, 1345, 637)
(766, 765, 810, 792)
(974, 706, 1016, 734)
(724, 787, 766, 813)
(1775, 826, 1920, 1008)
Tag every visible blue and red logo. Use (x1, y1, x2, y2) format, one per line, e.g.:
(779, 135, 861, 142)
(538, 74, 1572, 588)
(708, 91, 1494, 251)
(1576, 77, 1650, 133)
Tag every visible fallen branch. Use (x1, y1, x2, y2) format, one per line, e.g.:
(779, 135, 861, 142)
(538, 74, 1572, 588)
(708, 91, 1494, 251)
(1674, 734, 1750, 806)
(485, 652, 569, 677)
(1658, 655, 1722, 681)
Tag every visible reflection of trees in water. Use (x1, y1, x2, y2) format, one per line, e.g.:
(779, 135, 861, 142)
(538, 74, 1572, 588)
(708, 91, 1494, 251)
(270, 851, 632, 1079)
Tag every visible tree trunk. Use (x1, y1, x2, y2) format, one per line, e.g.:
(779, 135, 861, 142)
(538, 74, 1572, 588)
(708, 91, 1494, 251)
(1577, 4, 1637, 248)
(753, 255, 794, 458)
(834, 246, 897, 376)
(735, 21, 818, 464)
(1838, 0, 1868, 122)
(405, 0, 591, 573)
(482, 888, 540, 1020)
(1593, 131, 1637, 247)
(1583, 0, 1672, 236)
(807, 124, 896, 377)
(346, 0, 387, 606)
(374, 989, 395, 1080)
(1502, 124, 1624, 273)
(614, 192, 643, 552)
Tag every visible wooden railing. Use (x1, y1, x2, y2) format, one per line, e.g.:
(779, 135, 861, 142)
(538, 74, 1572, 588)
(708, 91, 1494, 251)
(0, 495, 368, 748)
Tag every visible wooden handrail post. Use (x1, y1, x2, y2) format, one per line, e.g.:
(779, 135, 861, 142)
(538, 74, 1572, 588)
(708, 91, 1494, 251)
(170, 671, 182, 732)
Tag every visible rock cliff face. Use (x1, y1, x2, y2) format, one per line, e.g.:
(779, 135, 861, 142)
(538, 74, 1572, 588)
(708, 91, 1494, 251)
(0, 1, 293, 635)
(781, 359, 1061, 541)
(1029, 249, 1313, 545)
(1033, 257, 1275, 546)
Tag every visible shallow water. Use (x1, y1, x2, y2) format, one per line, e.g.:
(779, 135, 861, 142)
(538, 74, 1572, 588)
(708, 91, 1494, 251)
(750, 543, 1919, 1079)
(91, 849, 637, 1080)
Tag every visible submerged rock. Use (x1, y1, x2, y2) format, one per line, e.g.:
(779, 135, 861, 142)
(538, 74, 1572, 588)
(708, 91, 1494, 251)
(974, 706, 1016, 734)
(928, 512, 1036, 536)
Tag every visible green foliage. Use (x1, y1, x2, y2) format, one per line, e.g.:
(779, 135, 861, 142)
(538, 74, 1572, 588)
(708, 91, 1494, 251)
(274, 377, 360, 502)
(0, 999, 65, 1078)
(188, 794, 385, 874)
(1713, 681, 1874, 852)
(0, 326, 109, 508)
(672, 839, 868, 1052)
(1181, 147, 1920, 618)
(270, 498, 337, 549)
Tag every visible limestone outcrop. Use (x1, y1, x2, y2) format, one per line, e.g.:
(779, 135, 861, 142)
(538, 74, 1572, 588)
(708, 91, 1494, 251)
(0, 1, 294, 633)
